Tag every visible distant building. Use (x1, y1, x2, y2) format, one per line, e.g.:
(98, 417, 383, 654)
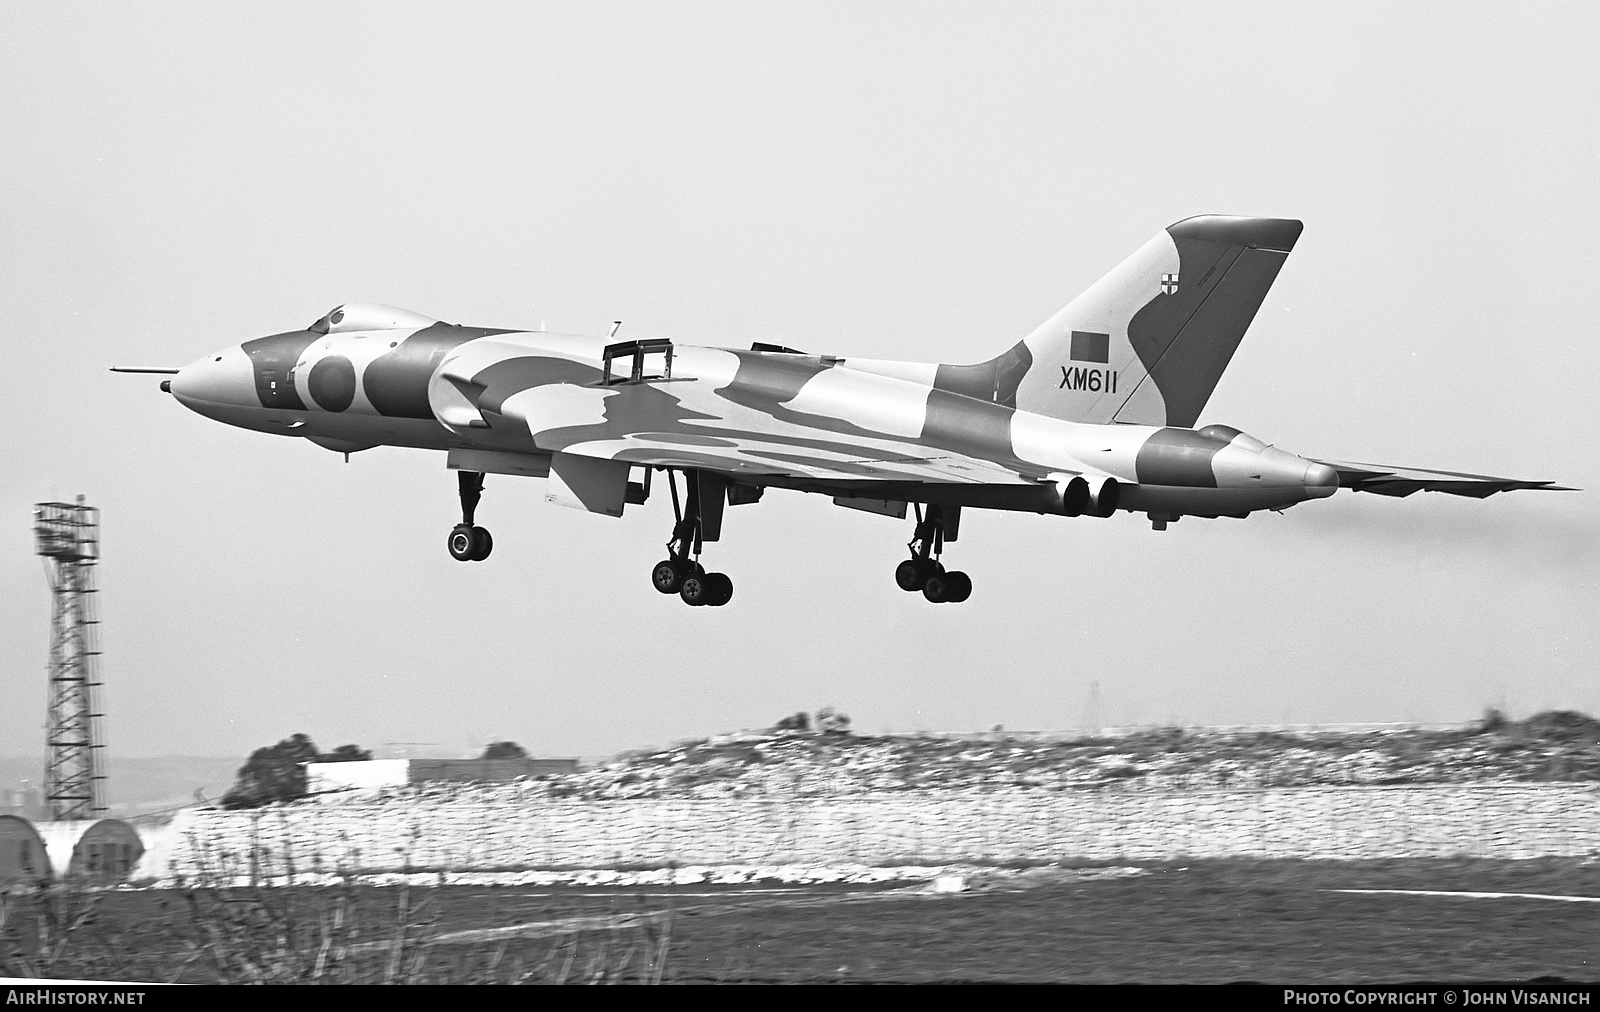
(37, 820, 144, 881)
(409, 758, 580, 783)
(306, 757, 579, 799)
(2, 785, 46, 821)
(0, 816, 143, 884)
(0, 815, 49, 884)
(305, 758, 410, 795)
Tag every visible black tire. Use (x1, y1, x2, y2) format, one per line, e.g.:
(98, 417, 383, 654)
(680, 572, 713, 606)
(706, 572, 734, 607)
(469, 527, 493, 562)
(895, 558, 941, 592)
(895, 559, 924, 592)
(923, 571, 950, 603)
(447, 525, 476, 562)
(651, 559, 686, 594)
(946, 570, 972, 603)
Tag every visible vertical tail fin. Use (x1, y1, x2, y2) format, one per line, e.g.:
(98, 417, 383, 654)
(937, 215, 1302, 427)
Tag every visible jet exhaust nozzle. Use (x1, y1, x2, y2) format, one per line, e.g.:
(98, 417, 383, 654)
(1048, 474, 1119, 517)
(1087, 476, 1120, 517)
(1049, 475, 1090, 516)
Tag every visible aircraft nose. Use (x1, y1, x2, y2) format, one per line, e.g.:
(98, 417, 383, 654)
(170, 346, 256, 407)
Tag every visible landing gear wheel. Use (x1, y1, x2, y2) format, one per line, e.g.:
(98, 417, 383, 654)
(895, 558, 927, 592)
(447, 525, 476, 562)
(652, 558, 687, 594)
(450, 471, 490, 561)
(469, 527, 493, 562)
(944, 570, 972, 603)
(922, 569, 971, 603)
(895, 558, 942, 592)
(680, 571, 714, 607)
(901, 503, 968, 602)
(705, 572, 734, 607)
(657, 470, 729, 607)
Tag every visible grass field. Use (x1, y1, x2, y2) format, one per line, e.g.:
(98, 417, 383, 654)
(4, 859, 1597, 983)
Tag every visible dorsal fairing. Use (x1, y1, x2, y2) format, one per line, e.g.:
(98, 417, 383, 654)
(308, 303, 439, 335)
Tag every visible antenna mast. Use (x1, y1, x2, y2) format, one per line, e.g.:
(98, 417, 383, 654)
(34, 496, 106, 820)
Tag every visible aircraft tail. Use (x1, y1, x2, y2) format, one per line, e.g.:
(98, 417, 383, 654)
(935, 215, 1302, 427)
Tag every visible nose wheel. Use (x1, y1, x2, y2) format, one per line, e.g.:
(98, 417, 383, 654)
(896, 504, 971, 603)
(650, 469, 734, 607)
(447, 470, 493, 562)
(448, 524, 493, 562)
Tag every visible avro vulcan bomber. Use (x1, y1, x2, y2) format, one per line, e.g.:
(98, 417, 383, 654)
(118, 216, 1568, 606)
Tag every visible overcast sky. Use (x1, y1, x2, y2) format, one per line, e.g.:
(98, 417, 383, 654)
(2, 3, 1595, 764)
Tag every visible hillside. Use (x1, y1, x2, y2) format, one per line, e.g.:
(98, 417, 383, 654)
(316, 710, 1600, 806)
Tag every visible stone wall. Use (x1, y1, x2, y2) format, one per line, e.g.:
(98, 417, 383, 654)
(152, 783, 1600, 881)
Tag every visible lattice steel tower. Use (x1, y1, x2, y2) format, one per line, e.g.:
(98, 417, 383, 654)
(34, 497, 106, 820)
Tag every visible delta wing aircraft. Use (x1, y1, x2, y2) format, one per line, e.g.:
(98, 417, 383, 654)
(117, 216, 1569, 606)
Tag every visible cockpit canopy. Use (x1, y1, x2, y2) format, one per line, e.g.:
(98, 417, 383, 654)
(308, 303, 439, 335)
(1195, 423, 1268, 451)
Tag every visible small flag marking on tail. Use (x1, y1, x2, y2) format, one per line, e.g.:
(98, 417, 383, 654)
(1069, 331, 1110, 363)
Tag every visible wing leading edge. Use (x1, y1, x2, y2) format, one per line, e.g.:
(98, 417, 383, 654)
(1313, 459, 1575, 499)
(556, 433, 1040, 487)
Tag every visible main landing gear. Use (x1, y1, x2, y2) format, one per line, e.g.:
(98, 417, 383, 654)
(651, 469, 733, 607)
(895, 503, 972, 603)
(447, 469, 493, 562)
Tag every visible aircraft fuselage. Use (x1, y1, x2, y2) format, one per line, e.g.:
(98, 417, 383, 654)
(169, 317, 1338, 521)
(134, 214, 1564, 605)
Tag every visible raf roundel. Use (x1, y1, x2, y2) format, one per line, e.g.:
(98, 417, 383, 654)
(308, 355, 357, 412)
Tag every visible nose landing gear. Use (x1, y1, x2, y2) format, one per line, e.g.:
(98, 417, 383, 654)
(447, 469, 493, 562)
(896, 504, 971, 603)
(651, 469, 734, 607)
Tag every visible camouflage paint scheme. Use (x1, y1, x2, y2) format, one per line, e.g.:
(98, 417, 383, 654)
(163, 215, 1567, 550)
